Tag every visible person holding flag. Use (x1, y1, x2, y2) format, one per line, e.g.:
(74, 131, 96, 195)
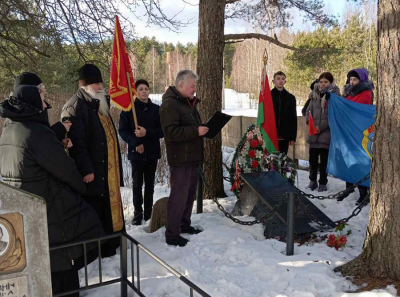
(118, 79, 164, 225)
(305, 72, 340, 192)
(336, 68, 374, 204)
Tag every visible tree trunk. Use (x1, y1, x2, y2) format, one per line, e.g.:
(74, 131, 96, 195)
(196, 0, 226, 199)
(337, 0, 400, 279)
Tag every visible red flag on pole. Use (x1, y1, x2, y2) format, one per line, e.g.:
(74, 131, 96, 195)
(308, 112, 318, 136)
(256, 63, 279, 153)
(109, 16, 136, 111)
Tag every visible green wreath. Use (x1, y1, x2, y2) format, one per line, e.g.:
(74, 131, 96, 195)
(229, 124, 297, 199)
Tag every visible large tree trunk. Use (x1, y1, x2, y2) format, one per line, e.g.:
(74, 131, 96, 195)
(337, 0, 400, 279)
(196, 0, 226, 199)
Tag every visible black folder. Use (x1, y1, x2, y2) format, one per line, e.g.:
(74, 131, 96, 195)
(203, 111, 232, 139)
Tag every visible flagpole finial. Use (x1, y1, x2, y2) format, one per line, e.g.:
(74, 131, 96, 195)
(263, 49, 268, 65)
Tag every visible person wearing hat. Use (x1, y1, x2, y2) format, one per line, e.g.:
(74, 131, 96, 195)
(13, 72, 73, 149)
(337, 68, 374, 204)
(305, 72, 340, 192)
(0, 85, 105, 296)
(62, 64, 125, 257)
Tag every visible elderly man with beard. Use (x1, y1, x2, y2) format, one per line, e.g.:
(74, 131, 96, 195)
(62, 64, 125, 258)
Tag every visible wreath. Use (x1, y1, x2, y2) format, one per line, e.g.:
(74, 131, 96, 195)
(229, 124, 297, 198)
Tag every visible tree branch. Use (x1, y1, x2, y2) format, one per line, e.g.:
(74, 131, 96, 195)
(0, 33, 51, 57)
(224, 33, 327, 52)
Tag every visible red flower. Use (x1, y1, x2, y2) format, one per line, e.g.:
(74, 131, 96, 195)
(328, 234, 336, 242)
(250, 139, 259, 148)
(264, 149, 268, 155)
(339, 235, 347, 245)
(252, 160, 259, 168)
(248, 150, 256, 158)
(334, 241, 341, 251)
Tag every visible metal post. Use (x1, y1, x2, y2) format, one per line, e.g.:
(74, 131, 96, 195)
(286, 192, 295, 256)
(120, 235, 128, 297)
(197, 165, 204, 214)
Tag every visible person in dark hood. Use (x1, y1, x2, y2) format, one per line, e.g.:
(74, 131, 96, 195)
(270, 71, 297, 154)
(12, 72, 73, 149)
(337, 68, 374, 204)
(305, 72, 340, 192)
(118, 79, 164, 225)
(160, 70, 208, 247)
(62, 64, 125, 258)
(0, 85, 105, 297)
(301, 79, 319, 116)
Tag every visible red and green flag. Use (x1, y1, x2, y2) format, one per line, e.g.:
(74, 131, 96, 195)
(256, 66, 279, 153)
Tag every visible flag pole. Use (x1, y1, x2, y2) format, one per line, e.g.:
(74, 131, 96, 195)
(126, 72, 138, 129)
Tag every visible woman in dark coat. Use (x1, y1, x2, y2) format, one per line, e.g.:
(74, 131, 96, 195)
(119, 79, 164, 225)
(0, 85, 104, 296)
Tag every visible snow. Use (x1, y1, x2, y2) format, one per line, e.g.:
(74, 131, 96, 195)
(80, 151, 395, 297)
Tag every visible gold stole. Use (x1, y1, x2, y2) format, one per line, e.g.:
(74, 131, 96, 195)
(98, 113, 124, 232)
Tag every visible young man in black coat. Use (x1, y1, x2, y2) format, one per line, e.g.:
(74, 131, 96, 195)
(62, 64, 125, 258)
(271, 71, 298, 154)
(118, 79, 164, 225)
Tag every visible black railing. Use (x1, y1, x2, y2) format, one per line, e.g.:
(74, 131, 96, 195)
(50, 232, 211, 297)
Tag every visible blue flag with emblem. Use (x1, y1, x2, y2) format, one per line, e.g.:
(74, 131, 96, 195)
(327, 93, 376, 187)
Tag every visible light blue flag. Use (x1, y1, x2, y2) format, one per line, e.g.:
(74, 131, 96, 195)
(327, 93, 376, 187)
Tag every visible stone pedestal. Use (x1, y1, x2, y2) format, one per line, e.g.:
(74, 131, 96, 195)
(0, 182, 52, 297)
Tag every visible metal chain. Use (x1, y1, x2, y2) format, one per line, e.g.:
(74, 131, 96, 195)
(294, 192, 370, 230)
(294, 173, 370, 200)
(198, 167, 287, 225)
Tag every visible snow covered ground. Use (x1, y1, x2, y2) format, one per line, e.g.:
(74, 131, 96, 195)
(80, 149, 396, 297)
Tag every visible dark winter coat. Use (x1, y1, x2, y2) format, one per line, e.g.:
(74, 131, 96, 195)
(61, 88, 124, 198)
(271, 88, 297, 142)
(51, 121, 67, 142)
(160, 86, 203, 167)
(119, 99, 164, 161)
(306, 83, 341, 149)
(0, 86, 105, 273)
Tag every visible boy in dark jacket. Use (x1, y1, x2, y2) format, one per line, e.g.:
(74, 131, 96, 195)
(271, 71, 297, 154)
(119, 79, 164, 225)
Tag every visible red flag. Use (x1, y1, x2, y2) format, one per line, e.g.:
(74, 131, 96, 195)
(109, 16, 136, 111)
(308, 112, 318, 136)
(256, 65, 279, 153)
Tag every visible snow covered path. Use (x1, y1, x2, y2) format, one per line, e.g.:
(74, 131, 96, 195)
(81, 171, 396, 297)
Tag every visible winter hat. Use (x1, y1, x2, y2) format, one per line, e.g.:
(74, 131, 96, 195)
(11, 85, 43, 110)
(14, 72, 42, 89)
(310, 79, 319, 91)
(78, 64, 103, 86)
(347, 68, 369, 83)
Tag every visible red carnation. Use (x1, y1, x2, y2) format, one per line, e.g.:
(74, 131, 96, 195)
(248, 150, 256, 158)
(252, 160, 259, 168)
(328, 234, 336, 242)
(339, 235, 347, 245)
(250, 139, 259, 148)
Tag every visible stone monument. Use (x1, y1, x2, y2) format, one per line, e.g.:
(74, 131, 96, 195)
(0, 182, 52, 297)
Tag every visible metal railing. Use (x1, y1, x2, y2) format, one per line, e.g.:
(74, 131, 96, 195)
(50, 232, 211, 297)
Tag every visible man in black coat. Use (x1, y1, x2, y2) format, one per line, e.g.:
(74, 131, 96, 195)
(271, 71, 298, 154)
(119, 79, 164, 225)
(62, 64, 125, 258)
(0, 85, 104, 296)
(160, 70, 209, 247)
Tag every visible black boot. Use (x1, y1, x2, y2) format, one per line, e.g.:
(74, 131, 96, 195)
(132, 212, 143, 226)
(166, 236, 189, 247)
(356, 186, 369, 206)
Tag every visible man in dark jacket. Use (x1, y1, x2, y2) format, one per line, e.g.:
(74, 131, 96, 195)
(119, 79, 164, 225)
(160, 70, 209, 247)
(0, 85, 104, 296)
(62, 64, 125, 257)
(271, 71, 298, 154)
